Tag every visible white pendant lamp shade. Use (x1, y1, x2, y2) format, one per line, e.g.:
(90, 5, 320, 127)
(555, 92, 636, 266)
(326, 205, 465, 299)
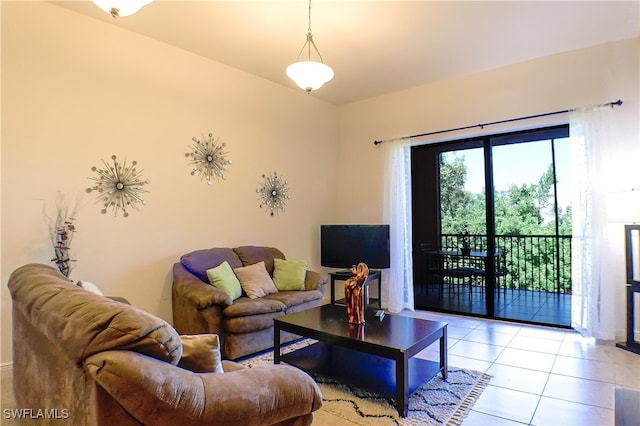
(287, 0, 333, 93)
(286, 60, 334, 93)
(91, 0, 153, 17)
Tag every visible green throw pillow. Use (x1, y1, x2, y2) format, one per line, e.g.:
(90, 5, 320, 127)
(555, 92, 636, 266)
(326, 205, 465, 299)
(206, 261, 242, 300)
(272, 258, 307, 291)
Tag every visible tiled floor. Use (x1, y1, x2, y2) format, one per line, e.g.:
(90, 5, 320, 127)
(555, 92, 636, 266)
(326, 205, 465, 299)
(313, 309, 640, 425)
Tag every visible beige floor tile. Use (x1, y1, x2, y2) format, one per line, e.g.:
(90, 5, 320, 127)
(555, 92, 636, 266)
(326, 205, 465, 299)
(611, 345, 640, 366)
(508, 334, 562, 354)
(486, 363, 549, 394)
(446, 324, 476, 339)
(543, 374, 615, 409)
(472, 385, 540, 424)
(463, 410, 525, 425)
(447, 354, 493, 373)
(494, 347, 556, 372)
(560, 340, 640, 364)
(448, 340, 505, 363)
(562, 330, 588, 343)
(446, 316, 486, 329)
(558, 340, 610, 361)
(517, 325, 567, 341)
(615, 362, 640, 390)
(475, 320, 523, 335)
(463, 329, 516, 347)
(415, 347, 492, 374)
(415, 347, 441, 362)
(532, 396, 614, 426)
(552, 355, 616, 383)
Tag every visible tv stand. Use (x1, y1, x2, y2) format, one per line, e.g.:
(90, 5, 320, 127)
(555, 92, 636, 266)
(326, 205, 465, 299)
(329, 270, 382, 309)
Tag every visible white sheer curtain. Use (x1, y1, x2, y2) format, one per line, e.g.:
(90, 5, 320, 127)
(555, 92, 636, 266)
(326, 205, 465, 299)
(570, 106, 616, 340)
(382, 138, 414, 313)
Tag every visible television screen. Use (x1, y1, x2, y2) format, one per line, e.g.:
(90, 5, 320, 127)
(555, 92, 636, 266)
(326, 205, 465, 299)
(321, 225, 390, 269)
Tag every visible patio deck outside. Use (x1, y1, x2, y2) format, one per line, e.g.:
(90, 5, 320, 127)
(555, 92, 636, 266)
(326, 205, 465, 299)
(414, 233, 572, 327)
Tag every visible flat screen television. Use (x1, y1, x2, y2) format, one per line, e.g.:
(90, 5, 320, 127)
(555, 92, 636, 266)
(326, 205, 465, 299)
(321, 224, 390, 270)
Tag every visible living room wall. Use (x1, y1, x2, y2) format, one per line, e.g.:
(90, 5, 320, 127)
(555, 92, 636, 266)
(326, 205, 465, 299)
(0, 2, 339, 364)
(335, 38, 640, 338)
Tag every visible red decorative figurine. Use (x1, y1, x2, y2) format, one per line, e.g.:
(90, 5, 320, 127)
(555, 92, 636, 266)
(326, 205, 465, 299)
(344, 263, 369, 325)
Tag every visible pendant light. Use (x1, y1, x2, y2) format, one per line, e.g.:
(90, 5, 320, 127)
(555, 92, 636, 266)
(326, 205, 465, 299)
(286, 0, 334, 93)
(91, 0, 153, 18)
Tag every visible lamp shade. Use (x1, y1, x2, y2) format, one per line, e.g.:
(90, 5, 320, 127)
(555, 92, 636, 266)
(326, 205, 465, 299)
(286, 61, 334, 93)
(92, 0, 153, 17)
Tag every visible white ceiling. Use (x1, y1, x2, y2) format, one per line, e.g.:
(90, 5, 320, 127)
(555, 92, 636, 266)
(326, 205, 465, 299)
(53, 1, 639, 105)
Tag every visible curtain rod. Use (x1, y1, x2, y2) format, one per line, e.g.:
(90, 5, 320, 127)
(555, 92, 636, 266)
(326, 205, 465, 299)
(373, 99, 623, 146)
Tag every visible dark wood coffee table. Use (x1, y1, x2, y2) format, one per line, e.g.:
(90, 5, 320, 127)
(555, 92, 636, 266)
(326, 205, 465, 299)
(274, 304, 448, 417)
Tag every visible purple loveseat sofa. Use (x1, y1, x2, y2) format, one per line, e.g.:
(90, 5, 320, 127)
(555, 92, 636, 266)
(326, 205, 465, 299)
(172, 246, 327, 360)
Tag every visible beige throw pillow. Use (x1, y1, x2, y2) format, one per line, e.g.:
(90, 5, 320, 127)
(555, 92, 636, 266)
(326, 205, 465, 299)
(77, 280, 104, 296)
(177, 334, 224, 373)
(233, 261, 279, 299)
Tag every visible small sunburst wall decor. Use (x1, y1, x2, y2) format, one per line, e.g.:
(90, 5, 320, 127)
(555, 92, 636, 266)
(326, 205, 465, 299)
(86, 155, 149, 218)
(256, 171, 290, 216)
(185, 132, 232, 185)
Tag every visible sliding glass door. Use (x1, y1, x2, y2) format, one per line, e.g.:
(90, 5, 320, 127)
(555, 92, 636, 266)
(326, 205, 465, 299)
(412, 139, 490, 316)
(491, 131, 572, 325)
(411, 125, 571, 327)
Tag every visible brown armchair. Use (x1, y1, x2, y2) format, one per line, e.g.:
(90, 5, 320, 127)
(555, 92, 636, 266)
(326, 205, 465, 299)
(8, 263, 322, 426)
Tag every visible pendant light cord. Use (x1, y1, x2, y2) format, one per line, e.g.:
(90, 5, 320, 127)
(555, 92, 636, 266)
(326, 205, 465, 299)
(294, 0, 326, 64)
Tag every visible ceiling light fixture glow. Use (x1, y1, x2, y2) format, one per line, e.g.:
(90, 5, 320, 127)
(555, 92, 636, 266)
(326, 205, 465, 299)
(91, 0, 153, 18)
(286, 0, 334, 93)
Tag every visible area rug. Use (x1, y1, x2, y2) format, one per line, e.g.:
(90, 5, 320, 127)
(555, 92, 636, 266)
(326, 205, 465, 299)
(240, 339, 492, 426)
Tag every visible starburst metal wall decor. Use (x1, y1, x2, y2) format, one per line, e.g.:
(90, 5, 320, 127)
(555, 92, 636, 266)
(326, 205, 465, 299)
(185, 132, 232, 185)
(86, 155, 149, 218)
(256, 171, 290, 216)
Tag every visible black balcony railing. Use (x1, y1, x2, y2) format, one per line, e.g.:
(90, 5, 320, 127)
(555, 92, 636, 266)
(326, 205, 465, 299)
(440, 233, 572, 294)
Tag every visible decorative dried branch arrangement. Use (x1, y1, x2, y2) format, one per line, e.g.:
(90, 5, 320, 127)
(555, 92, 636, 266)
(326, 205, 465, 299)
(48, 194, 80, 278)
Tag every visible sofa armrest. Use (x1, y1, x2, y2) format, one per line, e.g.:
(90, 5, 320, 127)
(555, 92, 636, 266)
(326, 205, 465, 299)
(84, 350, 322, 426)
(304, 270, 328, 293)
(172, 262, 232, 308)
